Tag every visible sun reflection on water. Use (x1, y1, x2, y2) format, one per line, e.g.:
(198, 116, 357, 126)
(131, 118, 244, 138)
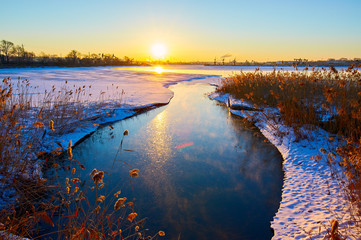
(141, 109, 200, 233)
(154, 66, 165, 74)
(145, 110, 172, 164)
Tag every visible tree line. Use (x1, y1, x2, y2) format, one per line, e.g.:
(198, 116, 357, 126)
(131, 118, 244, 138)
(0, 40, 138, 67)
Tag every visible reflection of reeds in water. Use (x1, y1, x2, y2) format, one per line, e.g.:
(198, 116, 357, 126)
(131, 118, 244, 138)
(228, 113, 283, 193)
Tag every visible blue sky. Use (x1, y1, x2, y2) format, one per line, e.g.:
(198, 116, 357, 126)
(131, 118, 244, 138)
(1, 0, 361, 61)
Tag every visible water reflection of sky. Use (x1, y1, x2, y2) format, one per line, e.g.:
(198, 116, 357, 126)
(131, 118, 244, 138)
(67, 82, 283, 240)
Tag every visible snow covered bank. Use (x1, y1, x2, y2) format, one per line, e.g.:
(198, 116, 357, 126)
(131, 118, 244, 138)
(0, 67, 218, 210)
(1, 65, 355, 239)
(210, 92, 357, 239)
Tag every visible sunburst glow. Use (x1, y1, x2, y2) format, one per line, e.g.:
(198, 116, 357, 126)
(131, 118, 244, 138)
(154, 66, 164, 74)
(151, 43, 167, 59)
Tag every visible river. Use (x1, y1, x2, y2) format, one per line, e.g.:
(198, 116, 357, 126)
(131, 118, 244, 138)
(57, 80, 284, 240)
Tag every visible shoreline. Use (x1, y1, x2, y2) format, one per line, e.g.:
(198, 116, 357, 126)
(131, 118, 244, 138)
(2, 69, 355, 239)
(209, 92, 356, 239)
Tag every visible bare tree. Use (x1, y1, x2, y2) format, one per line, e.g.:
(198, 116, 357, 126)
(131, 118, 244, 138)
(124, 56, 134, 64)
(11, 45, 25, 59)
(66, 50, 81, 63)
(0, 40, 14, 63)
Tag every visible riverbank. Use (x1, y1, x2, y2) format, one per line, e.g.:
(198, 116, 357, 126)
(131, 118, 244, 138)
(209, 92, 358, 239)
(0, 67, 220, 239)
(2, 65, 356, 239)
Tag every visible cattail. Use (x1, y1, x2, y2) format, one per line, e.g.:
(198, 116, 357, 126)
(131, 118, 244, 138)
(67, 140, 73, 160)
(97, 195, 105, 202)
(72, 168, 76, 175)
(50, 120, 55, 131)
(34, 122, 44, 129)
(90, 168, 97, 176)
(114, 197, 127, 211)
(319, 148, 327, 154)
(66, 178, 70, 186)
(71, 178, 81, 184)
(129, 169, 140, 178)
(127, 212, 137, 222)
(67, 147, 73, 160)
(93, 205, 101, 215)
(114, 190, 121, 198)
(92, 171, 104, 183)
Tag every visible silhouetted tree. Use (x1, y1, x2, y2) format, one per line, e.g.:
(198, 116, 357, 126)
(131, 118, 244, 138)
(66, 50, 81, 64)
(11, 45, 25, 63)
(124, 56, 134, 65)
(0, 40, 14, 63)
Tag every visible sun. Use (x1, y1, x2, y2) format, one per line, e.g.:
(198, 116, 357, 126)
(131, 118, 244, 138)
(151, 43, 167, 59)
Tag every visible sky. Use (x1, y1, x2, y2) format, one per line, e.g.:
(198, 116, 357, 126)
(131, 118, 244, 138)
(1, 0, 361, 62)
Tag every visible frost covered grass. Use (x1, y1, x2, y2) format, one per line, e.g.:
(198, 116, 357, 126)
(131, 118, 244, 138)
(0, 77, 166, 239)
(216, 66, 361, 238)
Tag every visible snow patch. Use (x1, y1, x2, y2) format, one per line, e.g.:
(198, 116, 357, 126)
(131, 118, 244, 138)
(211, 93, 358, 239)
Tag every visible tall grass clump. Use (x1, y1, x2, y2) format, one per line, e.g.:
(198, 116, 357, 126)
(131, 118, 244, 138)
(34, 131, 165, 239)
(219, 67, 361, 138)
(0, 77, 51, 237)
(217, 66, 361, 235)
(0, 77, 164, 239)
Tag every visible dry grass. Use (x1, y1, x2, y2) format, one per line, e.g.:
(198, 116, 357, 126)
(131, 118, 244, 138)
(0, 77, 164, 239)
(219, 67, 361, 139)
(217, 66, 361, 237)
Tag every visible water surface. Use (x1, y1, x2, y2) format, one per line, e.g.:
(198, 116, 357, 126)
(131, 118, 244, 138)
(68, 81, 283, 240)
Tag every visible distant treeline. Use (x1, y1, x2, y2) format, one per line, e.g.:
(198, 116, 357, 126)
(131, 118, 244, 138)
(0, 40, 142, 68)
(206, 57, 361, 67)
(1, 39, 360, 68)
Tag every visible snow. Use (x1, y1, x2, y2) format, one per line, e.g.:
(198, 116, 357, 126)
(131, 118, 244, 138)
(0, 66, 218, 107)
(0, 65, 356, 239)
(0, 231, 28, 240)
(0, 66, 220, 213)
(210, 93, 359, 239)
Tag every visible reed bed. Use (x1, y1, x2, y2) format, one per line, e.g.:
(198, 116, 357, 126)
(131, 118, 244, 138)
(217, 66, 361, 237)
(0, 77, 163, 239)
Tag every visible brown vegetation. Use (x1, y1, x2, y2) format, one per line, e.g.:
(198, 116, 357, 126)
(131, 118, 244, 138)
(0, 77, 164, 239)
(217, 66, 361, 237)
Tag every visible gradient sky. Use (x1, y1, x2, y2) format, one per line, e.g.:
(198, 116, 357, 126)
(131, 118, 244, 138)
(2, 0, 361, 61)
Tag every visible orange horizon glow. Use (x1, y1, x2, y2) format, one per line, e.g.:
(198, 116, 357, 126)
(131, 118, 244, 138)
(3, 1, 360, 63)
